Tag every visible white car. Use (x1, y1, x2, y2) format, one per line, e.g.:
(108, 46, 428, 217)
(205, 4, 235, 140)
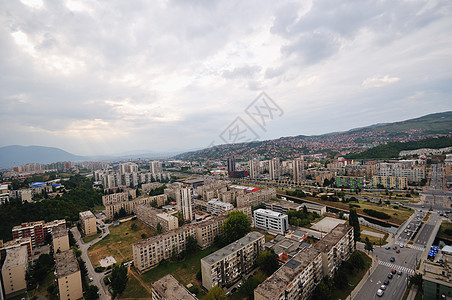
(377, 289, 384, 297)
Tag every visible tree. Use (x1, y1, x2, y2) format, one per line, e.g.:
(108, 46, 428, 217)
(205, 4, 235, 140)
(222, 211, 251, 244)
(205, 286, 227, 300)
(185, 235, 198, 254)
(364, 237, 374, 253)
(85, 285, 99, 300)
(156, 223, 163, 234)
(257, 250, 279, 276)
(175, 211, 185, 226)
(334, 269, 349, 288)
(409, 273, 423, 290)
(110, 264, 128, 295)
(77, 258, 88, 278)
(302, 205, 308, 215)
(349, 208, 360, 245)
(130, 223, 138, 231)
(349, 251, 365, 270)
(312, 278, 332, 300)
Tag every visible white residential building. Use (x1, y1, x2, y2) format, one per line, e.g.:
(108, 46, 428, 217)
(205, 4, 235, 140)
(207, 199, 233, 215)
(254, 209, 288, 235)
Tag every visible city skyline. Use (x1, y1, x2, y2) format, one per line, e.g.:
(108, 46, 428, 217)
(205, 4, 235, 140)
(1, 0, 452, 156)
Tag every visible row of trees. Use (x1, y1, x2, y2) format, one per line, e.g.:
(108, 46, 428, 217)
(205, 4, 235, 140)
(363, 209, 391, 220)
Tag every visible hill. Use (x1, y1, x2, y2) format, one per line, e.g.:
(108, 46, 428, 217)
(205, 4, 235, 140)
(345, 136, 452, 159)
(175, 111, 452, 161)
(0, 145, 86, 168)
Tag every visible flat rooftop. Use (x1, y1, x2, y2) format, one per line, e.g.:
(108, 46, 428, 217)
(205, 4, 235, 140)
(313, 224, 352, 253)
(52, 227, 68, 238)
(254, 208, 284, 218)
(79, 210, 95, 219)
(152, 274, 197, 300)
(12, 220, 44, 230)
(254, 248, 321, 299)
(201, 232, 263, 265)
(55, 250, 79, 277)
(2, 246, 27, 270)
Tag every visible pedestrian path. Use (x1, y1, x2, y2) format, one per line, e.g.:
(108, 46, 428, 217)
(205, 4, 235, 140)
(406, 244, 425, 251)
(378, 260, 415, 275)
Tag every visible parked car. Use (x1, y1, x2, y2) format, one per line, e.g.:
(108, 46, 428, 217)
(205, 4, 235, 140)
(396, 249, 400, 253)
(231, 287, 237, 293)
(384, 279, 390, 285)
(391, 269, 396, 274)
(397, 270, 402, 275)
(399, 244, 404, 248)
(390, 257, 395, 262)
(388, 273, 393, 279)
(385, 246, 391, 250)
(393, 245, 397, 250)
(380, 285, 387, 290)
(377, 289, 384, 297)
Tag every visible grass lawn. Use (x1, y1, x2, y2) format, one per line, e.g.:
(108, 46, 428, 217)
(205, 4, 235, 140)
(119, 268, 152, 299)
(92, 204, 106, 212)
(229, 269, 268, 300)
(88, 219, 155, 267)
(437, 221, 452, 241)
(358, 224, 388, 245)
(136, 246, 219, 299)
(83, 232, 101, 243)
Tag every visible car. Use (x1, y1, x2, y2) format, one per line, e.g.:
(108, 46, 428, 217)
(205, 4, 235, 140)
(231, 287, 237, 293)
(89, 277, 93, 282)
(380, 285, 387, 290)
(388, 273, 393, 279)
(377, 289, 384, 297)
(400, 244, 404, 248)
(104, 270, 112, 275)
(404, 229, 408, 233)
(398, 270, 402, 275)
(391, 269, 397, 274)
(390, 257, 395, 262)
(384, 279, 390, 285)
(385, 246, 391, 250)
(396, 249, 400, 253)
(393, 245, 397, 250)
(422, 205, 425, 208)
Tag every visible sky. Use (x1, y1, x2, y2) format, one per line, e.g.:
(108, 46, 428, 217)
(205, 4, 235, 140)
(1, 0, 451, 156)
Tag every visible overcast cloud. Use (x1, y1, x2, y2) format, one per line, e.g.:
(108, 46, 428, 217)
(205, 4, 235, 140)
(1, 0, 451, 155)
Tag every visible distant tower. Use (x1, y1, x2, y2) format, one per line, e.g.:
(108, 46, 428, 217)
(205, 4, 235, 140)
(149, 161, 163, 174)
(176, 187, 193, 221)
(293, 158, 305, 184)
(249, 159, 260, 179)
(269, 158, 280, 180)
(227, 157, 236, 175)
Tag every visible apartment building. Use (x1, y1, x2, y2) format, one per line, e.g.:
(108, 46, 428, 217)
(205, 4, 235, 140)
(236, 188, 276, 208)
(151, 274, 197, 300)
(195, 215, 227, 250)
(313, 224, 354, 277)
(422, 252, 452, 300)
(254, 209, 288, 235)
(55, 250, 83, 300)
(293, 158, 305, 184)
(335, 176, 366, 189)
(1, 246, 28, 298)
(79, 211, 97, 236)
(43, 219, 67, 236)
(264, 200, 326, 216)
(201, 232, 264, 290)
(0, 237, 33, 259)
(119, 162, 138, 174)
(207, 199, 233, 215)
(254, 248, 322, 300)
(141, 182, 163, 194)
(12, 221, 44, 248)
(149, 161, 163, 175)
(249, 159, 260, 179)
(372, 176, 408, 189)
(135, 205, 178, 232)
(264, 234, 311, 262)
(269, 158, 281, 180)
(176, 187, 193, 221)
(105, 194, 167, 219)
(102, 192, 129, 206)
(52, 227, 70, 253)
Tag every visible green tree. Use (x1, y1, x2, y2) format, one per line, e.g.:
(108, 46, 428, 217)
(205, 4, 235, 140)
(334, 269, 349, 289)
(130, 223, 138, 231)
(185, 235, 198, 254)
(85, 285, 99, 300)
(205, 286, 227, 300)
(349, 251, 365, 270)
(110, 264, 128, 295)
(222, 211, 251, 244)
(175, 211, 185, 226)
(257, 250, 279, 276)
(349, 208, 361, 245)
(156, 223, 163, 234)
(364, 237, 374, 253)
(409, 273, 423, 290)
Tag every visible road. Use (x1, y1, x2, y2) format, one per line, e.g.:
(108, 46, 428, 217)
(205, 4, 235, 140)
(71, 212, 112, 300)
(354, 164, 449, 300)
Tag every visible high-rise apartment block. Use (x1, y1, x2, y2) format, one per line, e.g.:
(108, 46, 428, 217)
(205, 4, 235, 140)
(119, 162, 138, 174)
(293, 158, 305, 184)
(253, 209, 288, 235)
(269, 158, 280, 180)
(0, 237, 32, 259)
(79, 211, 97, 236)
(52, 227, 70, 253)
(249, 159, 260, 179)
(104, 194, 167, 219)
(150, 161, 163, 175)
(151, 274, 197, 300)
(201, 232, 264, 290)
(176, 187, 193, 221)
(135, 205, 178, 232)
(227, 157, 236, 175)
(254, 248, 322, 300)
(55, 250, 83, 300)
(11, 219, 66, 248)
(372, 176, 408, 189)
(1, 246, 28, 298)
(207, 199, 233, 215)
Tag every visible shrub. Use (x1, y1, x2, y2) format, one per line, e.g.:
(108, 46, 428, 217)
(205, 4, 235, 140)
(363, 209, 391, 219)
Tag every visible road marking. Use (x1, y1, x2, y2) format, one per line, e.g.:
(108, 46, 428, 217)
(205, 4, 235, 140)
(406, 245, 425, 251)
(377, 261, 415, 275)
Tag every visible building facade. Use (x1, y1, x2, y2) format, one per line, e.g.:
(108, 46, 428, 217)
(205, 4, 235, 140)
(372, 176, 408, 189)
(293, 158, 305, 184)
(1, 246, 28, 298)
(254, 209, 288, 235)
(151, 274, 197, 300)
(55, 250, 83, 300)
(79, 211, 97, 236)
(207, 199, 233, 215)
(52, 227, 70, 253)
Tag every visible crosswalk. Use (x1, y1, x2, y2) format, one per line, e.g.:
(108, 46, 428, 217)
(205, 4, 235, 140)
(406, 245, 425, 251)
(378, 260, 414, 275)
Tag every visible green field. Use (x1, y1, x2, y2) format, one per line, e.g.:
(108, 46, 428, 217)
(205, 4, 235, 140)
(83, 231, 101, 243)
(437, 221, 452, 241)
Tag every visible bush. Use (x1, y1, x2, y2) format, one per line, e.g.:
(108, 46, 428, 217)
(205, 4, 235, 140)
(363, 209, 391, 219)
(393, 205, 399, 209)
(188, 286, 199, 295)
(95, 266, 105, 273)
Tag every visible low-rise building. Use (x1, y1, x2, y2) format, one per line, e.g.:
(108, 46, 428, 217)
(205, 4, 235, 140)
(372, 176, 408, 189)
(201, 232, 264, 290)
(265, 200, 326, 216)
(105, 194, 168, 219)
(135, 205, 178, 232)
(1, 246, 28, 298)
(207, 199, 233, 215)
(254, 209, 288, 235)
(55, 250, 83, 300)
(313, 224, 354, 277)
(254, 248, 323, 300)
(422, 252, 452, 300)
(264, 234, 310, 262)
(151, 274, 197, 300)
(79, 210, 97, 236)
(52, 227, 70, 253)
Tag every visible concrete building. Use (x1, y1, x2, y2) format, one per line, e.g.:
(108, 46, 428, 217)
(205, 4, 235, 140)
(151, 274, 197, 300)
(0, 237, 33, 259)
(264, 234, 310, 262)
(313, 224, 354, 277)
(102, 192, 129, 206)
(372, 176, 408, 189)
(176, 187, 193, 221)
(201, 232, 264, 290)
(1, 246, 28, 298)
(254, 248, 322, 300)
(149, 161, 163, 175)
(52, 227, 70, 253)
(55, 250, 83, 300)
(335, 176, 366, 189)
(264, 200, 326, 216)
(207, 199, 233, 215)
(135, 205, 178, 232)
(12, 221, 44, 248)
(119, 162, 138, 174)
(105, 194, 168, 219)
(254, 209, 288, 235)
(269, 158, 281, 180)
(236, 188, 276, 208)
(227, 157, 236, 175)
(293, 158, 305, 184)
(79, 211, 97, 236)
(422, 252, 452, 300)
(249, 159, 260, 179)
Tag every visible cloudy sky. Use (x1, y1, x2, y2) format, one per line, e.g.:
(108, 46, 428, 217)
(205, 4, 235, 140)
(1, 0, 451, 156)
